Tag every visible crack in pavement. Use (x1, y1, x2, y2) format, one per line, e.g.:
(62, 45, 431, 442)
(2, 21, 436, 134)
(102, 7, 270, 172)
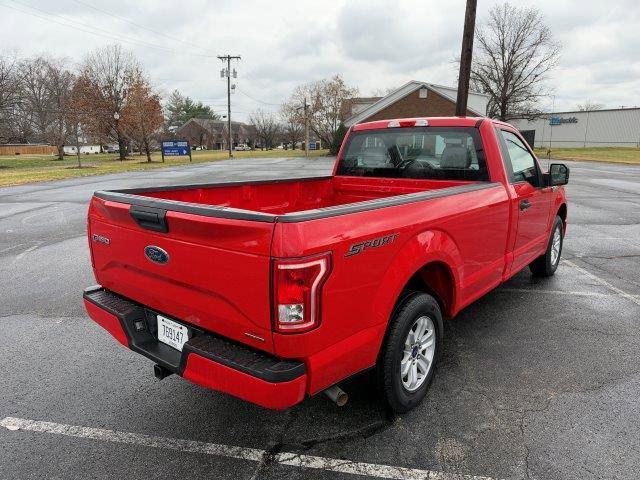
(571, 253, 640, 260)
(250, 404, 398, 479)
(248, 408, 298, 480)
(454, 371, 640, 480)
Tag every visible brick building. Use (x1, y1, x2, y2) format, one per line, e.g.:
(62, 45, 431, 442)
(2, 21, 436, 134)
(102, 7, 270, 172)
(176, 118, 257, 150)
(343, 81, 488, 127)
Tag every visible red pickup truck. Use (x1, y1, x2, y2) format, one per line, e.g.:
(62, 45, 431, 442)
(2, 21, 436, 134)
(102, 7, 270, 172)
(83, 117, 569, 413)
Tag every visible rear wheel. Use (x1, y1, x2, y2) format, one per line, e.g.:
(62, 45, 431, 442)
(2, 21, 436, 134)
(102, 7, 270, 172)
(529, 215, 564, 277)
(377, 292, 443, 413)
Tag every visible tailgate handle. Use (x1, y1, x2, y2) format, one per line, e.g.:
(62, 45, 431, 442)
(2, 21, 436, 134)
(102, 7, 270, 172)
(130, 205, 168, 233)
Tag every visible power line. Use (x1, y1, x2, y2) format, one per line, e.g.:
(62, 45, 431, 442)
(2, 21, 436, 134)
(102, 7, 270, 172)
(68, 0, 217, 56)
(237, 88, 281, 106)
(1, 1, 217, 58)
(6, 0, 167, 52)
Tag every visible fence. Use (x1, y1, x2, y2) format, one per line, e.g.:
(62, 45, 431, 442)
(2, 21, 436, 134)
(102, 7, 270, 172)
(0, 144, 58, 155)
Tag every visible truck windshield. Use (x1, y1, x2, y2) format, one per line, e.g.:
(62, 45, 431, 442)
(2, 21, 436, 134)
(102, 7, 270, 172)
(336, 127, 488, 181)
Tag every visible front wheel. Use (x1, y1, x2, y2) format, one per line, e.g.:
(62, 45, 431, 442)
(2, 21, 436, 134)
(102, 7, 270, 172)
(529, 215, 564, 277)
(376, 292, 443, 413)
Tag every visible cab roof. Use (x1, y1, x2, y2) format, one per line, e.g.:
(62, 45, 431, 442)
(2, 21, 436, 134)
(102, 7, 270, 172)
(351, 117, 505, 131)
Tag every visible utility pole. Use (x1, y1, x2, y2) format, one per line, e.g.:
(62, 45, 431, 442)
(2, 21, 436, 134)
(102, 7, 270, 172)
(455, 0, 477, 117)
(218, 54, 241, 158)
(304, 98, 309, 158)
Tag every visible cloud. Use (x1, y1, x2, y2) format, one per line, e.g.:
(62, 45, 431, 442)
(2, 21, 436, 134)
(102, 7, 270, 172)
(1, 0, 640, 118)
(336, 0, 462, 69)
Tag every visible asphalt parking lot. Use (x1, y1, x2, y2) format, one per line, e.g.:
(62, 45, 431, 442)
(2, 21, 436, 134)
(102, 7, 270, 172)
(1, 156, 639, 480)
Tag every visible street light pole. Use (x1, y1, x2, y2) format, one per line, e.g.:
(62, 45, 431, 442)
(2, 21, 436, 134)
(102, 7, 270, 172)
(218, 55, 241, 158)
(113, 111, 123, 161)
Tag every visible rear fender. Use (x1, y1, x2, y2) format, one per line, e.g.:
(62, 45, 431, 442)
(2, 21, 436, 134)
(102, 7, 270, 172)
(301, 229, 461, 395)
(367, 229, 461, 354)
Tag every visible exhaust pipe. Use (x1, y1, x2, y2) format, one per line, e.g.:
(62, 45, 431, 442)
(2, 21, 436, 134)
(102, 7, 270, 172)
(324, 385, 348, 407)
(154, 364, 173, 380)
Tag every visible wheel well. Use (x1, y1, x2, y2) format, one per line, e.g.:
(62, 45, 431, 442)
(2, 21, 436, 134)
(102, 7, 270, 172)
(557, 203, 567, 223)
(402, 261, 455, 317)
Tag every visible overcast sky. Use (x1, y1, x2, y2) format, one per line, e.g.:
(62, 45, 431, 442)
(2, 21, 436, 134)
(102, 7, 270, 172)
(2, 0, 639, 121)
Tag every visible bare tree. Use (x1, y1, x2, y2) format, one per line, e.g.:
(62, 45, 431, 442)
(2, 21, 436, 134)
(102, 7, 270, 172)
(279, 105, 303, 149)
(0, 55, 23, 143)
(121, 74, 164, 162)
(19, 57, 51, 146)
(283, 75, 358, 149)
(17, 57, 76, 159)
(576, 100, 604, 112)
(81, 45, 139, 160)
(471, 3, 561, 120)
(44, 60, 74, 159)
(249, 109, 281, 150)
(369, 87, 395, 97)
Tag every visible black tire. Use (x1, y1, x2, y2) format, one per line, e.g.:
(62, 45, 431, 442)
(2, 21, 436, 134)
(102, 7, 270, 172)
(529, 215, 564, 277)
(376, 292, 443, 413)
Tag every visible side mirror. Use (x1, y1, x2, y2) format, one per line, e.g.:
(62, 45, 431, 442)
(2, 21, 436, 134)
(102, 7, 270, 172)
(548, 163, 569, 186)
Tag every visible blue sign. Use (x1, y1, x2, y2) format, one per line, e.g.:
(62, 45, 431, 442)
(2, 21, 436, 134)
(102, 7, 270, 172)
(308, 142, 317, 150)
(549, 117, 578, 126)
(162, 140, 190, 156)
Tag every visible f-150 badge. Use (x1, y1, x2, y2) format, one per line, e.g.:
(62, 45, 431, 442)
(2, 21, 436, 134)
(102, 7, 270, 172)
(91, 234, 110, 245)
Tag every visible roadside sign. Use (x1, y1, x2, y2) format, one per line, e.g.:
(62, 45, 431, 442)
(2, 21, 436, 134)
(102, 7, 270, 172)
(162, 140, 190, 156)
(308, 142, 317, 150)
(161, 140, 192, 162)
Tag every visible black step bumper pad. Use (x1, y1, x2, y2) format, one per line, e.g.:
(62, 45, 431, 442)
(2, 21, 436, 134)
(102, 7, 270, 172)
(83, 286, 306, 383)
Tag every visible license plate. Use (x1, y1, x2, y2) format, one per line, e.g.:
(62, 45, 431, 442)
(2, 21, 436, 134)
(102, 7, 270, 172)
(157, 315, 189, 351)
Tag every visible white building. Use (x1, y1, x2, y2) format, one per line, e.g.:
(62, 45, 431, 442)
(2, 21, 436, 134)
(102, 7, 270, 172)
(510, 108, 640, 148)
(63, 145, 101, 155)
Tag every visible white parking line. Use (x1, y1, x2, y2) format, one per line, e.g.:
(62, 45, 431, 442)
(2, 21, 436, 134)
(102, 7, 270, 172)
(1, 417, 498, 480)
(563, 260, 640, 306)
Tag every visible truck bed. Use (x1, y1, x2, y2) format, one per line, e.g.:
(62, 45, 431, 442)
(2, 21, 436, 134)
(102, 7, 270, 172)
(95, 176, 483, 220)
(88, 174, 492, 354)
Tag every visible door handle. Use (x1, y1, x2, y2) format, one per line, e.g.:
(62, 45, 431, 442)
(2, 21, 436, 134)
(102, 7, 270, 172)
(520, 199, 531, 211)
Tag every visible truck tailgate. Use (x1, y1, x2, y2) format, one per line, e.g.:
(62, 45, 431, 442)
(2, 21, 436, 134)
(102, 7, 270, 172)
(87, 196, 276, 353)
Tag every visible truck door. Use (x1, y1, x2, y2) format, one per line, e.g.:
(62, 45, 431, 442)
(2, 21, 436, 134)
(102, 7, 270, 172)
(496, 129, 552, 274)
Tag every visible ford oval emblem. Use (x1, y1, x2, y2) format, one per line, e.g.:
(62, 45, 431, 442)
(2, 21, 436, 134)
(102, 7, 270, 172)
(144, 245, 169, 264)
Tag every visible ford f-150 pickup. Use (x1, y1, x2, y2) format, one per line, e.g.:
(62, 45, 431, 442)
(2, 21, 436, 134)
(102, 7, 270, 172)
(83, 117, 569, 413)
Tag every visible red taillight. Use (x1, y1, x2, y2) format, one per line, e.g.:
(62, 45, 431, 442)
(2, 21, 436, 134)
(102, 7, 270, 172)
(272, 253, 331, 333)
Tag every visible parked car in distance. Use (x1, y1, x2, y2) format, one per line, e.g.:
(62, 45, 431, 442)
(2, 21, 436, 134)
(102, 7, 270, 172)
(83, 117, 569, 413)
(234, 144, 252, 151)
(103, 145, 120, 154)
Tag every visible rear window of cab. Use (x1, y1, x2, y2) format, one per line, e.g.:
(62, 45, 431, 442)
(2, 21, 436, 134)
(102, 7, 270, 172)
(337, 127, 488, 181)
